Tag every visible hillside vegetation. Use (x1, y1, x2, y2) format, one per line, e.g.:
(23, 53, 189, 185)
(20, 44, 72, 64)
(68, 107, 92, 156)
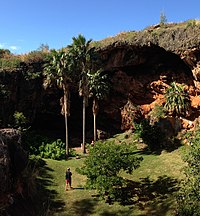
(93, 20, 200, 52)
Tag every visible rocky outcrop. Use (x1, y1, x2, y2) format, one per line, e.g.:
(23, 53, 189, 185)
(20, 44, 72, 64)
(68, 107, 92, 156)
(0, 129, 28, 209)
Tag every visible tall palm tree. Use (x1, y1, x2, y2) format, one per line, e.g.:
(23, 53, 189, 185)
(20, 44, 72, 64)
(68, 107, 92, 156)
(43, 49, 73, 158)
(87, 70, 110, 141)
(164, 81, 191, 117)
(68, 34, 95, 153)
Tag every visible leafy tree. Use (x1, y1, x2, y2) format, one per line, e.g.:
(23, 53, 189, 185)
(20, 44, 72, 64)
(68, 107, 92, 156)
(87, 70, 110, 141)
(164, 82, 191, 117)
(43, 49, 73, 158)
(160, 11, 167, 25)
(177, 128, 200, 215)
(68, 34, 97, 153)
(37, 43, 49, 52)
(77, 140, 143, 201)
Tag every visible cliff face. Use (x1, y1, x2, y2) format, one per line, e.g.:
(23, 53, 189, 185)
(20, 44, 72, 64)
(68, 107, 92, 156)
(1, 21, 200, 136)
(97, 22, 200, 131)
(99, 43, 199, 131)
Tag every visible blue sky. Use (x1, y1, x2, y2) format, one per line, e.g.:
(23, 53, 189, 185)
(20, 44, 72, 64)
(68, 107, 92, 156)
(0, 0, 199, 54)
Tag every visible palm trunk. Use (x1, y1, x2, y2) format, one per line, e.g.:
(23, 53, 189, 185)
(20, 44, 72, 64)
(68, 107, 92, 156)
(63, 86, 69, 158)
(94, 112, 97, 142)
(82, 95, 86, 153)
(93, 97, 98, 142)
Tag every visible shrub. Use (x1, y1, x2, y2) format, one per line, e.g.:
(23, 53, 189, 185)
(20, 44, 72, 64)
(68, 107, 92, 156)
(22, 51, 48, 64)
(148, 104, 166, 124)
(0, 56, 21, 69)
(39, 139, 66, 160)
(77, 140, 143, 201)
(176, 128, 200, 215)
(134, 119, 166, 151)
(13, 111, 28, 130)
(164, 82, 191, 117)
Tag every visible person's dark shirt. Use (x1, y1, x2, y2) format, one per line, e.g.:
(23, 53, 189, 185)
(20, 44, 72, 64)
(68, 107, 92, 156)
(66, 171, 72, 180)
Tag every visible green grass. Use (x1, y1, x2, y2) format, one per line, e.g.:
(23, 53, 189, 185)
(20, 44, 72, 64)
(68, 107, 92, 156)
(37, 144, 186, 216)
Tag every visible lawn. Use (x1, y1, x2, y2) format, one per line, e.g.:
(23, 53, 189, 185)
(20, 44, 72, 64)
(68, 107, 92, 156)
(37, 145, 186, 216)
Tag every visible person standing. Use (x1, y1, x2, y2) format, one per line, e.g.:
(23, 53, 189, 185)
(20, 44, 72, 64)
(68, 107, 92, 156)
(65, 167, 72, 190)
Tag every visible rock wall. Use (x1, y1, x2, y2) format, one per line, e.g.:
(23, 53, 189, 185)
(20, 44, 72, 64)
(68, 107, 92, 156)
(0, 22, 200, 135)
(0, 129, 28, 209)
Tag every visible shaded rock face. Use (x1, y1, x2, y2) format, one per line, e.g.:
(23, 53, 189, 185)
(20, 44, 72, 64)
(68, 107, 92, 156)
(100, 44, 197, 130)
(0, 129, 27, 203)
(0, 38, 200, 135)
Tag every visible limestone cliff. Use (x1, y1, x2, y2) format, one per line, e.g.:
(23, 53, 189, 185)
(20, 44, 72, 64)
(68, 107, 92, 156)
(0, 20, 200, 135)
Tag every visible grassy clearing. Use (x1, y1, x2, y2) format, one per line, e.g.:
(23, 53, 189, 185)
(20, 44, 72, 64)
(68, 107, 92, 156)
(37, 143, 186, 216)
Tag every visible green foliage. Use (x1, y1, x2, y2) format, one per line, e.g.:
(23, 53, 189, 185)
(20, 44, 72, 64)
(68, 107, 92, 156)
(39, 139, 66, 160)
(134, 119, 166, 151)
(0, 56, 21, 69)
(148, 104, 166, 124)
(13, 111, 28, 130)
(23, 70, 42, 80)
(77, 140, 143, 201)
(0, 84, 10, 100)
(43, 49, 73, 89)
(164, 82, 191, 117)
(177, 128, 200, 215)
(87, 70, 110, 100)
(186, 19, 197, 28)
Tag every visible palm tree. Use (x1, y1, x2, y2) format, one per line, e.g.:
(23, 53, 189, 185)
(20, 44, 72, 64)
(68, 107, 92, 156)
(68, 34, 95, 153)
(164, 82, 191, 117)
(43, 49, 73, 158)
(87, 70, 110, 141)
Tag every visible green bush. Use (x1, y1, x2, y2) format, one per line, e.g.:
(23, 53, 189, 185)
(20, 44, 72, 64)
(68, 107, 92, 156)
(177, 128, 200, 215)
(13, 111, 28, 130)
(148, 104, 166, 124)
(134, 119, 166, 151)
(39, 139, 66, 160)
(77, 140, 143, 201)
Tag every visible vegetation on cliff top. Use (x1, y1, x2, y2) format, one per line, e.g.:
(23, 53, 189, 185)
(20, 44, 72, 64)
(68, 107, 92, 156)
(92, 19, 200, 52)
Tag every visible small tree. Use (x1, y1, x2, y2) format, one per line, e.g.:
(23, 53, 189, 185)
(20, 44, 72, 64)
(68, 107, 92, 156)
(87, 70, 110, 141)
(160, 11, 167, 25)
(77, 140, 143, 201)
(43, 49, 73, 158)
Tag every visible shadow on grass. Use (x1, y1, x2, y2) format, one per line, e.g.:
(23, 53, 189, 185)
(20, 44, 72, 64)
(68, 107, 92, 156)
(71, 198, 135, 216)
(7, 160, 65, 216)
(118, 175, 179, 215)
(69, 175, 179, 216)
(34, 163, 65, 215)
(71, 198, 98, 216)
